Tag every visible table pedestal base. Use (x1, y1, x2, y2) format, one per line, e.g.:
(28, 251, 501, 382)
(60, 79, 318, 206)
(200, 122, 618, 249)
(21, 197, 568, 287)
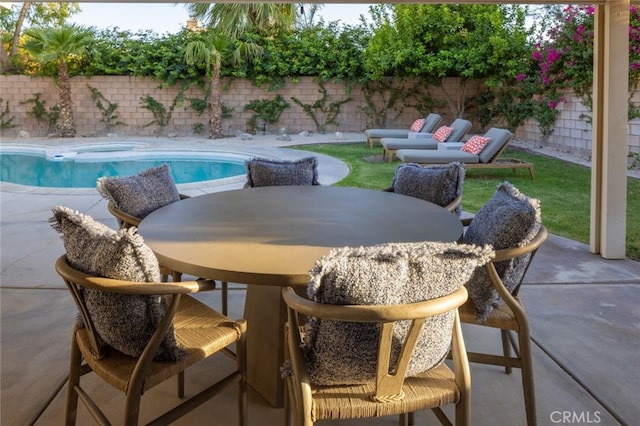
(245, 285, 287, 408)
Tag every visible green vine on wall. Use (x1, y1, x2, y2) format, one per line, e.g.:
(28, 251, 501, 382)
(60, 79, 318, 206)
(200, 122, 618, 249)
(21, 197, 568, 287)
(87, 85, 126, 134)
(20, 93, 60, 135)
(140, 90, 185, 136)
(243, 94, 290, 131)
(0, 98, 18, 131)
(188, 94, 233, 135)
(291, 83, 351, 134)
(361, 79, 406, 128)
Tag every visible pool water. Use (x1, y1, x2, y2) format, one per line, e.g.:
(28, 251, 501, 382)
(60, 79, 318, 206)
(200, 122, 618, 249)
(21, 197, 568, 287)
(0, 152, 247, 188)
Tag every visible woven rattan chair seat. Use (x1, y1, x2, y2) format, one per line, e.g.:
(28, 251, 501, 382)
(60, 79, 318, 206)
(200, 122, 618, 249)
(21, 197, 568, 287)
(76, 295, 243, 394)
(310, 362, 458, 421)
(458, 299, 520, 331)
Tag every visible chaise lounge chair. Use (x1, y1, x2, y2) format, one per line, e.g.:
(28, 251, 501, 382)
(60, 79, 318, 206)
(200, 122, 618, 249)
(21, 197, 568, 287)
(396, 127, 536, 179)
(380, 118, 472, 161)
(364, 113, 442, 148)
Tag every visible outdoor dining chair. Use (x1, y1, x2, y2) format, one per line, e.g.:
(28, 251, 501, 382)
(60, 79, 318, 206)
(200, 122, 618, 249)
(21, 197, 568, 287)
(384, 162, 465, 216)
(97, 164, 232, 314)
(244, 156, 320, 187)
(282, 240, 495, 426)
(458, 182, 548, 426)
(50, 206, 247, 426)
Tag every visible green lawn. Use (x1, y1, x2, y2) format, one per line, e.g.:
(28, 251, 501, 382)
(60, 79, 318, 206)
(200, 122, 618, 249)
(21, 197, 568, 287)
(293, 142, 640, 261)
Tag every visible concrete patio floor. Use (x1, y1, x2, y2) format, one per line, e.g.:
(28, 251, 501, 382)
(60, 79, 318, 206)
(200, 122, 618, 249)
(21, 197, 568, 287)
(1, 133, 639, 425)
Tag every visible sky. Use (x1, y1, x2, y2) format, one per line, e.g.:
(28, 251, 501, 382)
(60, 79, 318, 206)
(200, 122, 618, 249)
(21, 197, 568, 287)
(69, 3, 373, 34)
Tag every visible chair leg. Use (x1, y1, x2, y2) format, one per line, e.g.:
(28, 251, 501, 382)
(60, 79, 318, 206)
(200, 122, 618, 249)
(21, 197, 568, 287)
(123, 391, 143, 426)
(222, 281, 229, 316)
(65, 333, 82, 426)
(518, 330, 537, 426)
(501, 329, 513, 374)
(455, 396, 471, 426)
(177, 371, 185, 398)
(398, 413, 408, 426)
(237, 329, 248, 426)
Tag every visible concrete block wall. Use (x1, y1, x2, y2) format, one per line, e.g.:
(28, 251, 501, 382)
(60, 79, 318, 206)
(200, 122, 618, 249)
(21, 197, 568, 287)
(0, 75, 412, 137)
(0, 74, 637, 157)
(0, 75, 476, 138)
(514, 92, 640, 156)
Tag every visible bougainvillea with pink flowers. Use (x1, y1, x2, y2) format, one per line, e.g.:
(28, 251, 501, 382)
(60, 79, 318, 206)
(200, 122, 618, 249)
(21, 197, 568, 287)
(532, 5, 640, 120)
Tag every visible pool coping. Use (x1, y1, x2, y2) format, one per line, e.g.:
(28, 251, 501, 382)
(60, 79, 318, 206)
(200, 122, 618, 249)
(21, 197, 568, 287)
(0, 134, 358, 194)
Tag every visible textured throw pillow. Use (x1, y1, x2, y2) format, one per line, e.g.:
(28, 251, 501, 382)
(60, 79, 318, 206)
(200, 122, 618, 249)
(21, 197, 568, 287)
(410, 118, 426, 133)
(50, 206, 184, 361)
(302, 241, 493, 386)
(432, 126, 454, 142)
(460, 135, 491, 155)
(391, 162, 465, 216)
(96, 164, 180, 219)
(245, 156, 319, 187)
(463, 182, 542, 322)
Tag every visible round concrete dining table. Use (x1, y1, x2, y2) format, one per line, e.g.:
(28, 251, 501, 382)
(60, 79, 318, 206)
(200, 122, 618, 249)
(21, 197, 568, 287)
(138, 185, 463, 408)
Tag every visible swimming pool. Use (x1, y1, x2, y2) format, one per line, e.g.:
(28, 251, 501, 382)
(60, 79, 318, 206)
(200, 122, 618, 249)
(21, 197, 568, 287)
(0, 147, 248, 188)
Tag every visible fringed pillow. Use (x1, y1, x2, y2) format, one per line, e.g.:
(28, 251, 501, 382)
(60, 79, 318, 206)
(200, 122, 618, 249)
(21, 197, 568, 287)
(245, 156, 319, 187)
(463, 182, 542, 322)
(302, 241, 493, 386)
(50, 206, 184, 361)
(391, 162, 465, 216)
(97, 164, 180, 220)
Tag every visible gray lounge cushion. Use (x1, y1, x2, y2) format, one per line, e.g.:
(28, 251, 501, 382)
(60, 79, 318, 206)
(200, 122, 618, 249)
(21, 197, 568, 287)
(365, 113, 442, 139)
(397, 149, 480, 164)
(50, 206, 184, 361)
(245, 156, 319, 187)
(446, 119, 473, 143)
(302, 241, 493, 386)
(477, 128, 513, 163)
(390, 162, 465, 216)
(463, 182, 541, 322)
(381, 137, 439, 151)
(96, 164, 180, 219)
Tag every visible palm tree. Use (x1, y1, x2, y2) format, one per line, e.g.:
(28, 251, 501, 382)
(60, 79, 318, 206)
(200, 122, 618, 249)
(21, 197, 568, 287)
(184, 4, 298, 138)
(187, 3, 297, 38)
(22, 25, 93, 137)
(185, 30, 262, 139)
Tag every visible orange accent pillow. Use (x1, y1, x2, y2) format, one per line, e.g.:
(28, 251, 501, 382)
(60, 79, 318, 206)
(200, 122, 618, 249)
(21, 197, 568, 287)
(432, 126, 453, 142)
(460, 135, 491, 155)
(410, 118, 426, 133)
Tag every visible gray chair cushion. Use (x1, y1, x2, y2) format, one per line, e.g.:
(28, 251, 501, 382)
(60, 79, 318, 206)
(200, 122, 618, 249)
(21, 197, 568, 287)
(302, 241, 493, 386)
(50, 206, 184, 361)
(463, 182, 541, 321)
(96, 164, 180, 219)
(245, 156, 319, 187)
(391, 162, 465, 216)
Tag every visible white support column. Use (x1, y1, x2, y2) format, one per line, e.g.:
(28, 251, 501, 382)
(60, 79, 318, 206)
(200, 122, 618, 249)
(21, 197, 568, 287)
(591, 1, 629, 258)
